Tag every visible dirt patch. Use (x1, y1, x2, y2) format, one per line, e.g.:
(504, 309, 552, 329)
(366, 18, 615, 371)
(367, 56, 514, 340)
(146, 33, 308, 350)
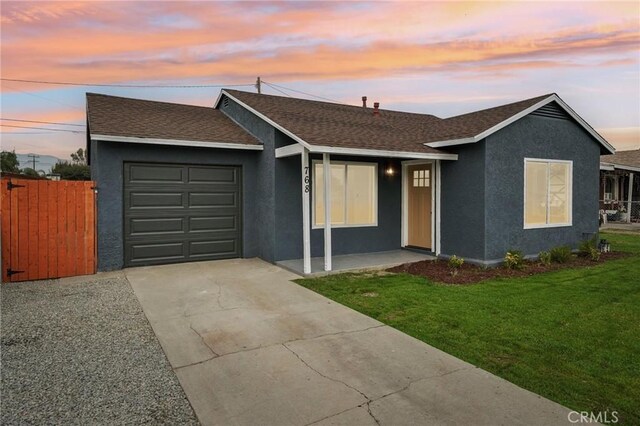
(387, 252, 630, 285)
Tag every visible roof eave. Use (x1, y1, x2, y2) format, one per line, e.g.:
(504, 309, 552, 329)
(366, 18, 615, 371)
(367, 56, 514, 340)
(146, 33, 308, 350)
(424, 94, 616, 155)
(89, 134, 263, 150)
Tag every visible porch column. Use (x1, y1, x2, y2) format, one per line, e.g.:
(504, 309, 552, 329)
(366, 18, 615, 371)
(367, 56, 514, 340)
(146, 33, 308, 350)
(323, 153, 332, 271)
(301, 148, 311, 274)
(628, 173, 634, 223)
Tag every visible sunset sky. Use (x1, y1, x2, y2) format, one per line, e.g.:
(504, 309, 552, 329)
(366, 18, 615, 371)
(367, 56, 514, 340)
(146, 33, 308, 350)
(1, 1, 639, 161)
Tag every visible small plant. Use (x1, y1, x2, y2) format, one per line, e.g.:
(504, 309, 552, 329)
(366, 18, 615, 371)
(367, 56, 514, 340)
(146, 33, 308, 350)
(550, 245, 572, 263)
(504, 250, 524, 269)
(538, 250, 551, 266)
(578, 237, 597, 258)
(588, 247, 601, 262)
(448, 255, 464, 276)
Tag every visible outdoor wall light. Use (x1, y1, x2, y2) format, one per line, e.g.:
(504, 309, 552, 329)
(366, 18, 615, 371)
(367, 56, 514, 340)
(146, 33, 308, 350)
(384, 162, 397, 178)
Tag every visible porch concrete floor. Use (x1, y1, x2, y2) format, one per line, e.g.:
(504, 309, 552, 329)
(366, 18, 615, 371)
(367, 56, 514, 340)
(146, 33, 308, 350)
(276, 249, 435, 276)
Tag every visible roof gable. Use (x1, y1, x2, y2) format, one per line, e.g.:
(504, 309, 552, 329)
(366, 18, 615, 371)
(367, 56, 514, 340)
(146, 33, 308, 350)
(424, 94, 615, 154)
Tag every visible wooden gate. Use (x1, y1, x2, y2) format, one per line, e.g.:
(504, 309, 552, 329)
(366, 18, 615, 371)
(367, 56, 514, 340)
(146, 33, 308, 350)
(1, 177, 96, 282)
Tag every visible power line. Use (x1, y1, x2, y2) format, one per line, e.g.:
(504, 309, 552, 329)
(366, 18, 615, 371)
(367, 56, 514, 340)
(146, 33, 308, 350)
(1, 78, 255, 88)
(1, 118, 84, 127)
(1, 124, 85, 133)
(262, 81, 291, 98)
(2, 81, 83, 109)
(261, 81, 342, 103)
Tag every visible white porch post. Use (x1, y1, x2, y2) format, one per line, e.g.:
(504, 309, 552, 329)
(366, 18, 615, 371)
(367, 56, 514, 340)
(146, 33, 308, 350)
(301, 148, 311, 274)
(628, 172, 634, 223)
(323, 153, 332, 271)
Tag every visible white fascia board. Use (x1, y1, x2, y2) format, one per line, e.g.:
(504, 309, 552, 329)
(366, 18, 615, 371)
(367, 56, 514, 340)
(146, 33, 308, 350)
(275, 144, 304, 158)
(308, 145, 458, 160)
(217, 90, 314, 150)
(614, 164, 640, 172)
(90, 134, 263, 150)
(424, 94, 616, 155)
(600, 163, 615, 171)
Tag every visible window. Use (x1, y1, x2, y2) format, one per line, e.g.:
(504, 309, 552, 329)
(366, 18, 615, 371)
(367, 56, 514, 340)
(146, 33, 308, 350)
(313, 161, 377, 227)
(413, 169, 430, 187)
(524, 159, 572, 228)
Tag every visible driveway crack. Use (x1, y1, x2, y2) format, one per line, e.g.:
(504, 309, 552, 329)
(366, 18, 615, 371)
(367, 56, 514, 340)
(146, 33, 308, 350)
(189, 323, 219, 358)
(283, 343, 380, 426)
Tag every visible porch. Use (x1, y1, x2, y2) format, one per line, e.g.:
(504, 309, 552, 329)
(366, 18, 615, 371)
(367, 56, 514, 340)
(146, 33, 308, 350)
(277, 249, 435, 276)
(599, 166, 639, 223)
(275, 143, 457, 274)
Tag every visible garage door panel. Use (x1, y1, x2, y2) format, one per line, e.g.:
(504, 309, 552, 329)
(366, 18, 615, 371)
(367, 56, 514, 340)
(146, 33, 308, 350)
(188, 166, 237, 184)
(128, 164, 185, 183)
(128, 242, 186, 263)
(128, 191, 184, 209)
(189, 240, 238, 258)
(124, 162, 242, 267)
(188, 192, 237, 208)
(128, 217, 185, 236)
(189, 216, 237, 233)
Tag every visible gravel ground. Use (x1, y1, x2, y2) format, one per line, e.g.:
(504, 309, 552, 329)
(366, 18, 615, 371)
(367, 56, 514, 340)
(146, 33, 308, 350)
(1, 273, 199, 425)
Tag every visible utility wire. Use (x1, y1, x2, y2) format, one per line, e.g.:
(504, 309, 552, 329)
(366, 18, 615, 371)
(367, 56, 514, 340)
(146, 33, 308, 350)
(1, 124, 85, 133)
(261, 81, 342, 103)
(1, 78, 255, 88)
(262, 81, 291, 97)
(1, 118, 84, 127)
(2, 81, 83, 109)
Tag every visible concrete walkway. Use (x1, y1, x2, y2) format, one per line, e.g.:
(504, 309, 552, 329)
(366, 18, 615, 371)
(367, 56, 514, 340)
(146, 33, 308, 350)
(126, 258, 573, 426)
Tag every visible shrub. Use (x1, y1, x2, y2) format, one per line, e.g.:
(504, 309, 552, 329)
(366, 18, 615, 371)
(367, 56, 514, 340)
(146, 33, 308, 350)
(538, 251, 551, 266)
(504, 250, 524, 269)
(588, 247, 601, 262)
(550, 245, 572, 263)
(448, 255, 464, 276)
(578, 237, 598, 258)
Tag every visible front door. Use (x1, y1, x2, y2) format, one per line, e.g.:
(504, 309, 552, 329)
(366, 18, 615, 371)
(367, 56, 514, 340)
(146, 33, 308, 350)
(407, 164, 432, 249)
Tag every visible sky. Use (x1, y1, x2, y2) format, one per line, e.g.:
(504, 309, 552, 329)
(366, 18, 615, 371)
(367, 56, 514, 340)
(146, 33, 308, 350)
(1, 1, 639, 161)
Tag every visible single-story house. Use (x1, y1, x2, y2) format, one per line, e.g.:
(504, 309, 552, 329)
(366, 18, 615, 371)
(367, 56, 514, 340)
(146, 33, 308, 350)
(87, 90, 614, 273)
(600, 148, 639, 223)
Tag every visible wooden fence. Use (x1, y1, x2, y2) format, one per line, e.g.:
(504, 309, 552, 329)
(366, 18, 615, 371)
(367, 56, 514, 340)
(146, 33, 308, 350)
(1, 177, 96, 282)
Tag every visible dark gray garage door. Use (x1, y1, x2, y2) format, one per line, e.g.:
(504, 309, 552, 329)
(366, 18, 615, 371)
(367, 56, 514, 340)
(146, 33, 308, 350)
(124, 163, 241, 267)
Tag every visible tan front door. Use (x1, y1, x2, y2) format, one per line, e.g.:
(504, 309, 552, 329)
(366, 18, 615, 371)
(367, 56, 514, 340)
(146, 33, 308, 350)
(407, 164, 432, 249)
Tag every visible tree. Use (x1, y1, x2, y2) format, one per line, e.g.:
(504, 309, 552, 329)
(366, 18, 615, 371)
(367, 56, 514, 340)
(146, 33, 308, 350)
(20, 167, 41, 177)
(1, 150, 20, 173)
(70, 148, 87, 165)
(51, 160, 91, 180)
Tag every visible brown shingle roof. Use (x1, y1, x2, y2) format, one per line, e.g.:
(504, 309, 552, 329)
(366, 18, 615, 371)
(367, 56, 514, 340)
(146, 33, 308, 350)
(87, 93, 260, 146)
(601, 149, 640, 169)
(223, 90, 554, 151)
(222, 89, 446, 154)
(422, 94, 552, 143)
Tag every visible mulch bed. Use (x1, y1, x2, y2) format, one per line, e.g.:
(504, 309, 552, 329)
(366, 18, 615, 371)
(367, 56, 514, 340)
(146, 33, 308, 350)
(387, 252, 629, 285)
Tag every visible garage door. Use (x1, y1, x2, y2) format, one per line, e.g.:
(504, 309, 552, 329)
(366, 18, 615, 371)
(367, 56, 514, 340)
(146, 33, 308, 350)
(123, 163, 241, 267)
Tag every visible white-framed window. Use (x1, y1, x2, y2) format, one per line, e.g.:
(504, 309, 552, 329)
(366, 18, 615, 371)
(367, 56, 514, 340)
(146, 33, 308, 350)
(312, 161, 377, 228)
(524, 158, 573, 229)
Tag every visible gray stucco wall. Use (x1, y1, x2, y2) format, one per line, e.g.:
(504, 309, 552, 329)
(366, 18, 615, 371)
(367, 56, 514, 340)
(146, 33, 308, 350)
(219, 96, 277, 262)
(440, 141, 486, 260)
(91, 141, 260, 271)
(483, 114, 600, 261)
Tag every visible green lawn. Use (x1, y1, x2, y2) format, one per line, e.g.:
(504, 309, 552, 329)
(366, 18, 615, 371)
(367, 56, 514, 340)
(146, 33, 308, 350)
(296, 232, 640, 424)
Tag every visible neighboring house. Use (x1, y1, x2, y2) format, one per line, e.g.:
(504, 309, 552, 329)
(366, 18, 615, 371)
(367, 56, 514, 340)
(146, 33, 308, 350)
(600, 149, 640, 223)
(86, 90, 614, 273)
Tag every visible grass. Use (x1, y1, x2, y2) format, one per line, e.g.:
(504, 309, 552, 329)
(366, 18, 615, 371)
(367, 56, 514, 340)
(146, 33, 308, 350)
(296, 232, 640, 424)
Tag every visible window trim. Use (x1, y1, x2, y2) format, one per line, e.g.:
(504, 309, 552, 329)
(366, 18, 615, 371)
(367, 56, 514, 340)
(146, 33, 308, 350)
(523, 158, 573, 230)
(311, 160, 378, 229)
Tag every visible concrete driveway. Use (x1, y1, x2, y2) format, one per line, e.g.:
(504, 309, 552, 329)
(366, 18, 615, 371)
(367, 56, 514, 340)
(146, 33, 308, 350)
(126, 258, 573, 426)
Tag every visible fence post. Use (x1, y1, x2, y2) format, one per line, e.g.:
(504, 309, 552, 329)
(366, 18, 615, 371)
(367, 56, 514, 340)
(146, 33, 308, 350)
(628, 173, 634, 223)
